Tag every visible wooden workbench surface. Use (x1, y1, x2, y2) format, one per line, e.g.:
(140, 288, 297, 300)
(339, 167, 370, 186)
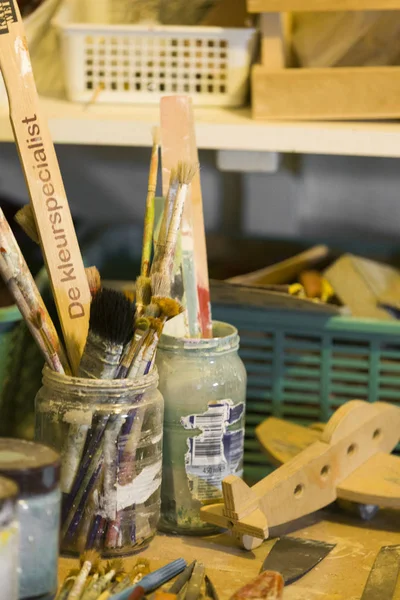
(59, 509, 400, 599)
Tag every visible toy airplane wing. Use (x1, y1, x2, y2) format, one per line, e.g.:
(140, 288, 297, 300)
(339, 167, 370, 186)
(200, 401, 400, 550)
(256, 412, 400, 507)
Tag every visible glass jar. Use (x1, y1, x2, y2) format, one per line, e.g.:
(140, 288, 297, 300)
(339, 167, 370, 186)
(0, 439, 60, 600)
(0, 475, 19, 600)
(35, 366, 163, 557)
(156, 321, 247, 535)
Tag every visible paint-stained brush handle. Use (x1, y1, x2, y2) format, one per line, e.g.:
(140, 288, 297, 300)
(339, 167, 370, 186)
(230, 571, 284, 600)
(0, 0, 90, 373)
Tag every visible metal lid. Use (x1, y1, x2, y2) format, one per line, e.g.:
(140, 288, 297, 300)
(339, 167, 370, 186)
(0, 474, 18, 502)
(0, 439, 60, 497)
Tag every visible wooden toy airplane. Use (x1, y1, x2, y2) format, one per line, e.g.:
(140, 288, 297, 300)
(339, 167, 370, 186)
(200, 400, 400, 550)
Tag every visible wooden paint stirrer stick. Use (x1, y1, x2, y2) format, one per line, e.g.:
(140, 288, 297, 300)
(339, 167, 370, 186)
(160, 96, 212, 338)
(0, 0, 90, 373)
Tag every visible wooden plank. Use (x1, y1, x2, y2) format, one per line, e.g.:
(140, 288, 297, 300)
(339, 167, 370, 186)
(248, 0, 400, 12)
(260, 13, 288, 69)
(252, 65, 400, 120)
(0, 0, 90, 373)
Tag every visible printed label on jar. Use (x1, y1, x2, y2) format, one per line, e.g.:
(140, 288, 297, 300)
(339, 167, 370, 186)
(181, 399, 244, 502)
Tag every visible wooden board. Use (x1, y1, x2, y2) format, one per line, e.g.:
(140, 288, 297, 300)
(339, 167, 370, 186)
(58, 512, 400, 600)
(227, 245, 329, 286)
(248, 0, 400, 11)
(260, 13, 289, 69)
(252, 66, 400, 121)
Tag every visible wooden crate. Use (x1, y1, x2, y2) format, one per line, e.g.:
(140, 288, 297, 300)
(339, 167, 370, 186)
(250, 0, 400, 120)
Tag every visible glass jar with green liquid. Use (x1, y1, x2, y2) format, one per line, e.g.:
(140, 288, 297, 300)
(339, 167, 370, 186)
(156, 321, 247, 535)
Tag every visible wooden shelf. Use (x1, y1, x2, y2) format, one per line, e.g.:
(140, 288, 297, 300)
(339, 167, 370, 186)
(247, 0, 400, 11)
(1, 97, 400, 158)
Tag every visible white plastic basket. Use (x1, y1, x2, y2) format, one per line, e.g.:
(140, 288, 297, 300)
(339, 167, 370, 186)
(54, 0, 256, 106)
(0, 0, 61, 103)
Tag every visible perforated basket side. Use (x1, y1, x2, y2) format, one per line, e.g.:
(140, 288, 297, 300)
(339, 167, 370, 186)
(54, 2, 256, 106)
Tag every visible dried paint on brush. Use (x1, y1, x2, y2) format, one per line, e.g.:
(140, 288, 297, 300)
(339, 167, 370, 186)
(0, 207, 70, 373)
(78, 288, 134, 379)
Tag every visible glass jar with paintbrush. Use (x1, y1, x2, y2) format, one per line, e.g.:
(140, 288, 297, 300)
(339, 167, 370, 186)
(34, 287, 165, 557)
(35, 366, 163, 556)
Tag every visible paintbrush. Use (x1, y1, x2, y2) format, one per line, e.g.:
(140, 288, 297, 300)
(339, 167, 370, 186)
(55, 568, 80, 600)
(185, 562, 205, 600)
(15, 203, 101, 299)
(81, 566, 118, 600)
(109, 559, 187, 600)
(85, 266, 101, 298)
(141, 127, 160, 280)
(78, 288, 134, 379)
(64, 292, 137, 547)
(154, 162, 198, 290)
(127, 318, 163, 379)
(0, 1, 91, 373)
(143, 164, 195, 325)
(151, 168, 179, 276)
(0, 207, 70, 373)
(135, 128, 160, 320)
(66, 550, 101, 600)
(60, 289, 133, 493)
(117, 318, 150, 380)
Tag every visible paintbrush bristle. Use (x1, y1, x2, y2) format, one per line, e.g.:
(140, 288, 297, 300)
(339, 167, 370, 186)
(80, 549, 101, 571)
(144, 302, 160, 318)
(124, 290, 135, 303)
(152, 126, 160, 146)
(177, 161, 199, 185)
(151, 271, 170, 299)
(85, 266, 101, 298)
(106, 558, 125, 577)
(89, 288, 134, 345)
(136, 316, 150, 331)
(155, 297, 183, 319)
(152, 318, 164, 339)
(14, 204, 39, 244)
(135, 275, 152, 307)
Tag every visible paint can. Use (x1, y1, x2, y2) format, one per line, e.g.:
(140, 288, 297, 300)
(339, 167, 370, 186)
(0, 439, 60, 599)
(0, 474, 19, 600)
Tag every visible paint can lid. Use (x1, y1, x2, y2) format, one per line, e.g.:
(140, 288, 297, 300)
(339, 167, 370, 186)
(0, 439, 60, 497)
(0, 474, 18, 502)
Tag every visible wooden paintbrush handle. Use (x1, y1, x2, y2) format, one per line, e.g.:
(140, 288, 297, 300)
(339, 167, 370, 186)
(0, 1, 90, 373)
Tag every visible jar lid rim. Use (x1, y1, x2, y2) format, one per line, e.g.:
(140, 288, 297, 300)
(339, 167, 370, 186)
(42, 365, 159, 390)
(158, 320, 239, 351)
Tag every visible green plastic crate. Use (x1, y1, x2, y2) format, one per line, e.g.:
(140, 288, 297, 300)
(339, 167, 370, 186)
(212, 305, 400, 484)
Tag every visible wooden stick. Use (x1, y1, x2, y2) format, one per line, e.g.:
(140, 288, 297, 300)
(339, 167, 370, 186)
(0, 207, 70, 373)
(160, 96, 212, 338)
(141, 127, 160, 278)
(0, 1, 91, 373)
